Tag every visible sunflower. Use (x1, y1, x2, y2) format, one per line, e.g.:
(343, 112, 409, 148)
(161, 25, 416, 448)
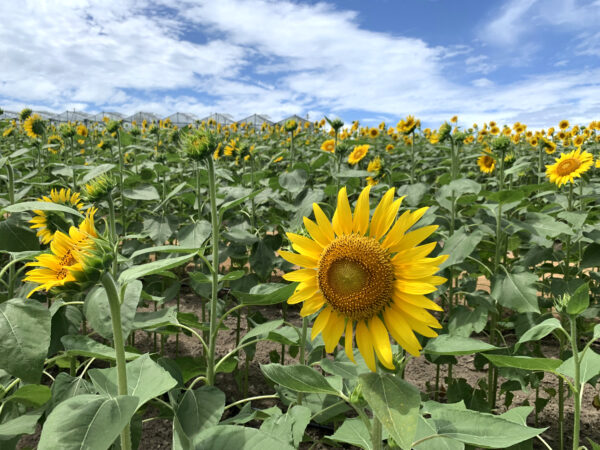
(3, 127, 15, 137)
(450, 115, 458, 123)
(47, 134, 64, 153)
(76, 124, 88, 138)
(368, 128, 379, 138)
(29, 188, 84, 244)
(280, 186, 447, 371)
(321, 139, 335, 153)
(572, 135, 585, 148)
(477, 153, 496, 174)
(546, 148, 593, 186)
(541, 138, 556, 154)
(23, 114, 45, 139)
(559, 119, 569, 130)
(348, 145, 369, 165)
(24, 209, 97, 298)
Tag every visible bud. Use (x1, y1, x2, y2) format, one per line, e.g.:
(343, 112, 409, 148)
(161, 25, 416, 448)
(490, 135, 511, 153)
(84, 174, 115, 202)
(437, 122, 451, 141)
(349, 382, 363, 405)
(130, 126, 141, 137)
(105, 119, 120, 134)
(20, 108, 32, 122)
(59, 123, 76, 138)
(326, 117, 344, 133)
(284, 119, 298, 133)
(182, 128, 218, 161)
(148, 124, 159, 135)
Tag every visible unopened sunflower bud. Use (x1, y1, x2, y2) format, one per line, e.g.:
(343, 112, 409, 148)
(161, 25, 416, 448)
(490, 135, 511, 153)
(284, 119, 298, 133)
(438, 122, 452, 141)
(84, 174, 115, 202)
(105, 120, 121, 134)
(182, 128, 218, 161)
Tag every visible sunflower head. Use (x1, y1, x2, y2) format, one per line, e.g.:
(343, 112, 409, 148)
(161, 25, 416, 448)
(541, 138, 556, 154)
(3, 127, 15, 138)
(76, 124, 88, 138)
(477, 153, 496, 174)
(85, 174, 116, 202)
(29, 188, 85, 244)
(105, 120, 121, 134)
(326, 117, 344, 133)
(281, 186, 447, 371)
(20, 108, 32, 122)
(321, 139, 335, 153)
(183, 128, 218, 161)
(348, 145, 369, 165)
(559, 119, 569, 130)
(284, 120, 298, 133)
(24, 114, 46, 139)
(490, 135, 510, 153)
(546, 148, 594, 187)
(47, 134, 64, 153)
(368, 128, 379, 138)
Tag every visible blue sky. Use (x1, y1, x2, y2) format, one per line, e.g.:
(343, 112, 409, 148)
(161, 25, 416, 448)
(1, 0, 599, 127)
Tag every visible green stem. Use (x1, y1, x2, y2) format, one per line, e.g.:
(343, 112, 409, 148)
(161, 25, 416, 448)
(250, 157, 256, 229)
(565, 183, 574, 280)
(101, 272, 132, 450)
(107, 196, 118, 278)
(223, 394, 279, 411)
(371, 414, 383, 450)
(296, 317, 309, 405)
(71, 138, 76, 191)
(116, 130, 126, 234)
(7, 163, 15, 205)
(569, 316, 581, 450)
(558, 376, 564, 450)
(410, 130, 415, 183)
(206, 156, 220, 386)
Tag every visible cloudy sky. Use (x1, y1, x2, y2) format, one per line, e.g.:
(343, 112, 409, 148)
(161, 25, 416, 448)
(1, 0, 599, 127)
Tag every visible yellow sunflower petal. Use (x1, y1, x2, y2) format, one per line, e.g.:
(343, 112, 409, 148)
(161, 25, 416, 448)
(382, 207, 429, 249)
(369, 316, 395, 370)
(313, 203, 335, 242)
(282, 268, 317, 282)
(279, 250, 318, 269)
(392, 290, 443, 311)
(322, 311, 346, 353)
(303, 217, 331, 248)
(383, 307, 422, 357)
(369, 188, 395, 239)
(287, 282, 320, 304)
(344, 320, 355, 362)
(332, 187, 353, 236)
(388, 225, 438, 253)
(356, 320, 376, 372)
(287, 232, 323, 258)
(391, 301, 442, 329)
(393, 279, 438, 295)
(352, 185, 371, 234)
(311, 305, 332, 340)
(402, 313, 439, 338)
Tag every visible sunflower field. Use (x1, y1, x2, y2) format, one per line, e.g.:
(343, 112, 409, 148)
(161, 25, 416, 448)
(0, 110, 599, 450)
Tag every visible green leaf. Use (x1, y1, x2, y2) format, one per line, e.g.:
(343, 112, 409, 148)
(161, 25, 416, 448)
(132, 307, 179, 330)
(130, 245, 199, 259)
(118, 253, 195, 283)
(260, 363, 340, 395)
(424, 401, 545, 447)
(84, 280, 141, 341)
(516, 318, 562, 350)
(81, 163, 115, 183)
(491, 270, 539, 314)
(173, 386, 226, 450)
(122, 185, 160, 201)
(89, 354, 177, 409)
(412, 416, 463, 450)
(233, 283, 297, 306)
(521, 212, 573, 238)
(219, 190, 262, 218)
(483, 355, 562, 372)
(259, 405, 311, 448)
(178, 221, 211, 248)
(38, 394, 139, 450)
(0, 411, 42, 439)
(557, 349, 600, 385)
(240, 320, 284, 344)
(220, 270, 245, 282)
(485, 189, 525, 204)
(193, 425, 296, 449)
(425, 334, 500, 356)
(250, 240, 276, 280)
(566, 282, 589, 316)
(61, 335, 139, 361)
(49, 373, 96, 412)
(142, 217, 174, 244)
(2, 201, 84, 217)
(448, 305, 488, 337)
(440, 227, 484, 269)
(279, 170, 307, 194)
(582, 243, 600, 269)
(6, 384, 51, 407)
(360, 372, 421, 450)
(327, 418, 373, 450)
(0, 220, 40, 252)
(152, 181, 188, 212)
(0, 298, 51, 383)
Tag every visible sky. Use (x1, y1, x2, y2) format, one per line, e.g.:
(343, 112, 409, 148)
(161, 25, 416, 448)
(1, 0, 600, 127)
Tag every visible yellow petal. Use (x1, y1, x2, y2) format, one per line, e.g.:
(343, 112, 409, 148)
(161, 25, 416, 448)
(332, 187, 353, 236)
(388, 225, 439, 254)
(344, 320, 355, 362)
(282, 268, 317, 282)
(392, 242, 437, 262)
(394, 263, 442, 279)
(383, 308, 422, 357)
(287, 282, 320, 304)
(300, 293, 326, 315)
(279, 250, 318, 269)
(303, 217, 331, 248)
(311, 305, 332, 340)
(369, 316, 395, 370)
(392, 290, 443, 311)
(356, 320, 376, 372)
(391, 301, 442, 328)
(322, 311, 346, 353)
(374, 197, 403, 240)
(369, 188, 395, 239)
(393, 279, 438, 295)
(402, 313, 439, 338)
(313, 203, 335, 242)
(352, 185, 371, 234)
(381, 207, 428, 249)
(287, 232, 323, 258)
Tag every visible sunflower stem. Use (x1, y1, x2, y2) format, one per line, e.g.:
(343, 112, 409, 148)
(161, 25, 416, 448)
(206, 155, 220, 386)
(116, 130, 126, 235)
(565, 182, 574, 280)
(410, 130, 415, 183)
(107, 195, 118, 278)
(70, 136, 76, 192)
(371, 414, 383, 450)
(558, 376, 564, 450)
(569, 315, 581, 450)
(101, 271, 132, 450)
(7, 163, 15, 205)
(296, 317, 309, 406)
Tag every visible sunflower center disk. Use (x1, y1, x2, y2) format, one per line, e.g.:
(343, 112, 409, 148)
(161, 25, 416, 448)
(556, 158, 580, 176)
(318, 235, 394, 320)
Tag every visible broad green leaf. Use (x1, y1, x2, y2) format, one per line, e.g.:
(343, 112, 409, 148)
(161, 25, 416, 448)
(0, 411, 42, 439)
(173, 386, 226, 450)
(122, 185, 160, 201)
(448, 305, 488, 337)
(152, 181, 188, 212)
(261, 363, 340, 395)
(143, 217, 173, 243)
(485, 189, 525, 204)
(491, 270, 539, 314)
(61, 335, 139, 361)
(49, 373, 96, 412)
(440, 228, 484, 269)
(2, 201, 84, 217)
(516, 318, 562, 350)
(320, 358, 363, 380)
(89, 354, 177, 409)
(483, 355, 562, 372)
(83, 280, 142, 341)
(220, 270, 245, 282)
(38, 394, 138, 450)
(557, 349, 600, 385)
(193, 425, 295, 449)
(0, 220, 40, 252)
(0, 298, 51, 383)
(233, 283, 297, 306)
(327, 418, 373, 450)
(425, 334, 500, 355)
(130, 245, 199, 259)
(250, 240, 276, 280)
(132, 307, 179, 330)
(81, 163, 115, 183)
(259, 405, 311, 448)
(178, 221, 211, 248)
(521, 212, 573, 238)
(6, 384, 51, 407)
(118, 253, 195, 283)
(240, 320, 284, 344)
(582, 243, 600, 269)
(279, 170, 307, 194)
(412, 416, 463, 450)
(425, 401, 545, 447)
(360, 372, 421, 450)
(566, 282, 589, 316)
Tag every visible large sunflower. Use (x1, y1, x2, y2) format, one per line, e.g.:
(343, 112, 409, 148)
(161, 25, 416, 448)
(23, 114, 45, 139)
(24, 209, 97, 298)
(29, 188, 84, 244)
(280, 186, 447, 371)
(546, 148, 593, 187)
(348, 145, 369, 165)
(477, 153, 496, 174)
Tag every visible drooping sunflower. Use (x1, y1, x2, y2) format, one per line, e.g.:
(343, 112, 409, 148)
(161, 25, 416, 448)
(348, 145, 369, 165)
(24, 209, 97, 298)
(280, 186, 447, 371)
(546, 148, 593, 187)
(23, 114, 45, 139)
(321, 139, 335, 153)
(29, 188, 84, 244)
(477, 153, 496, 174)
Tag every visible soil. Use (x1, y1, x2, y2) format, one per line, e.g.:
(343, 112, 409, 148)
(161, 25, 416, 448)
(17, 288, 600, 450)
